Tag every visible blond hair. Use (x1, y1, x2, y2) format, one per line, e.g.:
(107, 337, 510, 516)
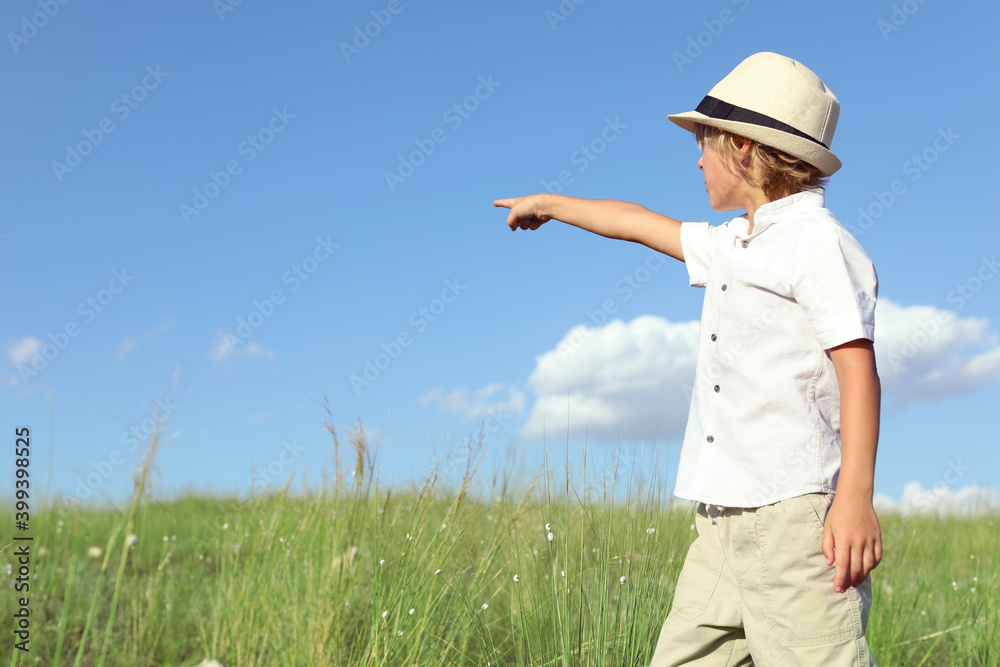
(694, 123, 828, 200)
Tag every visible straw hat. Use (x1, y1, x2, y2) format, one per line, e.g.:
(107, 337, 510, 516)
(668, 52, 842, 175)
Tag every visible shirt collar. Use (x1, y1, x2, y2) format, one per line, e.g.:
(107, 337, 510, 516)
(732, 188, 826, 238)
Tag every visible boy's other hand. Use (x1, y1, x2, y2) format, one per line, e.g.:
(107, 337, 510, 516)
(822, 493, 882, 594)
(494, 195, 551, 231)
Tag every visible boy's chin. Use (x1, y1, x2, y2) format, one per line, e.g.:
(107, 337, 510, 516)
(708, 201, 742, 214)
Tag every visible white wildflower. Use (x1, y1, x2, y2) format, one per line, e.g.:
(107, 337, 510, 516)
(409, 608, 415, 615)
(126, 534, 139, 548)
(561, 570, 566, 577)
(547, 532, 555, 542)
(223, 523, 229, 530)
(620, 576, 627, 585)
(382, 611, 388, 619)
(545, 523, 551, 531)
(481, 603, 489, 611)
(513, 574, 520, 583)
(379, 559, 386, 567)
(647, 528, 655, 535)
(435, 569, 442, 575)
(88, 546, 102, 559)
(396, 630, 403, 637)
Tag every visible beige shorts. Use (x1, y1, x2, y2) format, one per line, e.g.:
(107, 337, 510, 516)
(650, 493, 875, 667)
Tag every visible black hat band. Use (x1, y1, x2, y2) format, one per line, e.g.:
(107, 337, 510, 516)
(695, 95, 828, 149)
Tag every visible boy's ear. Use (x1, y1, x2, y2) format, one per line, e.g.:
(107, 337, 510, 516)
(737, 136, 754, 157)
(739, 139, 754, 168)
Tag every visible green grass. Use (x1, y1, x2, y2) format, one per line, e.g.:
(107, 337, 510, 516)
(3, 423, 997, 666)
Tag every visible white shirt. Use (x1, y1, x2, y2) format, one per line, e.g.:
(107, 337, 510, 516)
(674, 189, 878, 507)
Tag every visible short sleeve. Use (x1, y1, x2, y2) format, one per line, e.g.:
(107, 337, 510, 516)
(790, 225, 878, 350)
(680, 222, 717, 288)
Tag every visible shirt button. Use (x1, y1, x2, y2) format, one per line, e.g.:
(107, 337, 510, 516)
(721, 284, 728, 291)
(706, 435, 714, 443)
(710, 333, 717, 342)
(714, 385, 720, 393)
(741, 240, 749, 248)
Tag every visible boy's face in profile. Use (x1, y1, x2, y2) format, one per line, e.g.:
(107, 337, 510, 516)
(698, 142, 756, 213)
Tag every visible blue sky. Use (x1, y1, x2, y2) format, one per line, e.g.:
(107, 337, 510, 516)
(2, 0, 998, 512)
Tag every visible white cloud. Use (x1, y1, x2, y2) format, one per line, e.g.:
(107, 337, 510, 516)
(417, 383, 526, 421)
(874, 298, 1000, 404)
(874, 482, 1000, 516)
(520, 315, 700, 444)
(243, 343, 277, 359)
(209, 332, 276, 364)
(144, 316, 175, 339)
(116, 337, 139, 362)
(6, 337, 42, 366)
(419, 298, 998, 447)
(115, 317, 176, 361)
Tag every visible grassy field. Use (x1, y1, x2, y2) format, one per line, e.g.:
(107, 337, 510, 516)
(3, 425, 997, 666)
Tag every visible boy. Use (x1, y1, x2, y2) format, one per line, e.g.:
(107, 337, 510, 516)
(493, 52, 881, 665)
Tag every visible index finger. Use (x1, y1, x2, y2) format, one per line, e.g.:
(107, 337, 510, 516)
(834, 546, 849, 594)
(493, 198, 515, 209)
